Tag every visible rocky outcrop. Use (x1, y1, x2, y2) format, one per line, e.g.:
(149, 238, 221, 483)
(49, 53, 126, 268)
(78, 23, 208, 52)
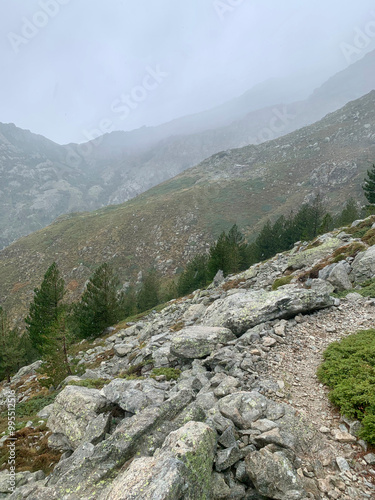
(47, 385, 112, 451)
(201, 282, 334, 335)
(351, 246, 375, 283)
(7, 222, 375, 500)
(100, 421, 216, 499)
(170, 326, 236, 359)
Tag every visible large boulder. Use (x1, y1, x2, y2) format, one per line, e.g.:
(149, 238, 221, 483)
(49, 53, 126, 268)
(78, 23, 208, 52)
(101, 378, 167, 412)
(201, 282, 334, 335)
(47, 385, 111, 450)
(245, 448, 306, 500)
(326, 261, 352, 291)
(170, 326, 236, 359)
(351, 246, 375, 284)
(100, 421, 216, 499)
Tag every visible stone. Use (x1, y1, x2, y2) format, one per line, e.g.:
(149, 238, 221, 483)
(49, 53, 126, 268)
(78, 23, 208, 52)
(212, 472, 231, 499)
(262, 337, 277, 347)
(336, 457, 350, 472)
(213, 376, 240, 398)
(100, 421, 216, 499)
(218, 426, 237, 448)
(364, 453, 375, 465)
(351, 246, 375, 284)
(332, 429, 356, 443)
(201, 283, 334, 335)
(10, 360, 42, 385)
(216, 446, 242, 472)
(170, 326, 236, 359)
(217, 392, 268, 429)
(246, 448, 306, 500)
(113, 343, 133, 357)
(47, 385, 111, 450)
(326, 262, 353, 291)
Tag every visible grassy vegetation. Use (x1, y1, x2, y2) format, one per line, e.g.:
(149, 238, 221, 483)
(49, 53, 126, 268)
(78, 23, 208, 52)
(272, 275, 293, 290)
(151, 367, 181, 381)
(64, 378, 110, 390)
(317, 329, 375, 444)
(334, 278, 375, 299)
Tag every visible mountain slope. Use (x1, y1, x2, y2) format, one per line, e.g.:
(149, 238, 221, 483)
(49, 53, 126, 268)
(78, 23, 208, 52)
(1, 51, 375, 249)
(1, 91, 375, 320)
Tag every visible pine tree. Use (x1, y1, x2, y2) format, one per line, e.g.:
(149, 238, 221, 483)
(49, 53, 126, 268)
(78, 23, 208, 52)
(41, 309, 73, 387)
(336, 198, 360, 226)
(178, 254, 209, 296)
(119, 284, 138, 318)
(208, 232, 231, 278)
(363, 164, 375, 205)
(74, 263, 121, 338)
(0, 307, 26, 382)
(25, 262, 65, 356)
(137, 269, 160, 312)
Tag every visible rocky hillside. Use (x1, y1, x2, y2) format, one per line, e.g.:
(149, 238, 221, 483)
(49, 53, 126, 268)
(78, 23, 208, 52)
(1, 217, 375, 499)
(1, 50, 375, 248)
(1, 90, 375, 321)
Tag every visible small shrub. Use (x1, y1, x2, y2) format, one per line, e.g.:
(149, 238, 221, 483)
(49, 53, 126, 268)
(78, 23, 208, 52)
(151, 367, 181, 381)
(15, 394, 57, 419)
(362, 228, 375, 246)
(317, 329, 375, 444)
(66, 378, 110, 390)
(272, 275, 293, 291)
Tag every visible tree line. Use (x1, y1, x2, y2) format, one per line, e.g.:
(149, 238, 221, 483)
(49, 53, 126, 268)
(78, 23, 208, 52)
(2, 164, 375, 385)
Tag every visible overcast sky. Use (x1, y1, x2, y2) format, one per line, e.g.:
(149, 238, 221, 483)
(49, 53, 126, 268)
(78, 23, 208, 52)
(1, 0, 375, 145)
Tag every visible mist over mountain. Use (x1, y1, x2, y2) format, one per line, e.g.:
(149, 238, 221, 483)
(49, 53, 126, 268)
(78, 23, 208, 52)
(1, 49, 375, 249)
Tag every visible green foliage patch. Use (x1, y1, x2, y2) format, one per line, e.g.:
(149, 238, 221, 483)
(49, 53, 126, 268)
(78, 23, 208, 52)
(317, 329, 375, 443)
(151, 367, 181, 381)
(65, 378, 110, 389)
(271, 275, 293, 291)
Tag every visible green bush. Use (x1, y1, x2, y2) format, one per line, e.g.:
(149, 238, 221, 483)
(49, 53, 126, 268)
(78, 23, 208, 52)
(13, 394, 57, 418)
(317, 329, 375, 443)
(272, 275, 293, 291)
(151, 367, 181, 381)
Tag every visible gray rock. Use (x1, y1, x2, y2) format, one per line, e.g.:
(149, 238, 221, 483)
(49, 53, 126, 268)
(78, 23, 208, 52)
(99, 421, 216, 499)
(216, 446, 242, 471)
(47, 385, 111, 450)
(212, 472, 231, 499)
(218, 426, 237, 448)
(10, 360, 42, 385)
(201, 283, 334, 335)
(326, 262, 353, 291)
(113, 343, 134, 357)
(351, 245, 375, 284)
(336, 456, 350, 472)
(170, 326, 236, 359)
(287, 237, 343, 270)
(364, 453, 375, 465)
(246, 448, 306, 500)
(217, 392, 268, 429)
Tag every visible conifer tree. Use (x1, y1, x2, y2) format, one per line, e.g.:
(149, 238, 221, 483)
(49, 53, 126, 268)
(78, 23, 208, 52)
(137, 269, 160, 312)
(25, 262, 65, 356)
(74, 263, 121, 338)
(178, 254, 209, 295)
(363, 164, 375, 205)
(41, 309, 73, 387)
(336, 198, 360, 226)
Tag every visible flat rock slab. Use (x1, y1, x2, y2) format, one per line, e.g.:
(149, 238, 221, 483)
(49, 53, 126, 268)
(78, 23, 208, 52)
(170, 326, 236, 359)
(201, 283, 334, 335)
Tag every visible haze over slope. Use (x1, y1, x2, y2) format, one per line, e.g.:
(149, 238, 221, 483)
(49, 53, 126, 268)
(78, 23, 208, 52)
(1, 90, 374, 321)
(1, 50, 375, 249)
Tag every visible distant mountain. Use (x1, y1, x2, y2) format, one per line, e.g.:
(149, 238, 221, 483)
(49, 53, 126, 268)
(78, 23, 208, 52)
(1, 90, 374, 321)
(0, 51, 374, 248)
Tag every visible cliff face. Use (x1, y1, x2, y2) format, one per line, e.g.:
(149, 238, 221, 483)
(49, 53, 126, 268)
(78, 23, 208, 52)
(1, 217, 375, 499)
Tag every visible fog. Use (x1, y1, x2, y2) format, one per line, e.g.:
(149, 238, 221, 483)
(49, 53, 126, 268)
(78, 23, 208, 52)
(1, 0, 375, 144)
